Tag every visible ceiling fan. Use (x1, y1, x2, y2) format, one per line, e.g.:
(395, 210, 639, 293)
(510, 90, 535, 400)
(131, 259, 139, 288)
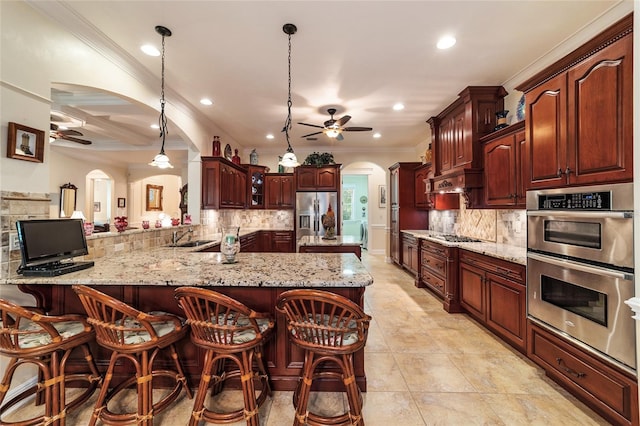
(50, 123, 92, 145)
(298, 108, 372, 141)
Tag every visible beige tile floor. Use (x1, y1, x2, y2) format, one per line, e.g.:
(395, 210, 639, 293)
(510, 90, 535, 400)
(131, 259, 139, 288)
(4, 252, 611, 425)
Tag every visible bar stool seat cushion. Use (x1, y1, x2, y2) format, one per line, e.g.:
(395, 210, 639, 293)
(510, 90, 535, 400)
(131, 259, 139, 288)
(3, 318, 88, 348)
(292, 314, 359, 346)
(116, 310, 184, 344)
(212, 313, 272, 344)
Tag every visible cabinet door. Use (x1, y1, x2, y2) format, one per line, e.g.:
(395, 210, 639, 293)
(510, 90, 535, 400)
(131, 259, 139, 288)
(279, 175, 295, 208)
(438, 116, 454, 174)
(219, 164, 234, 207)
(316, 167, 339, 191)
(201, 160, 219, 209)
(567, 35, 633, 186)
(236, 170, 247, 207)
(515, 130, 527, 207)
(525, 73, 567, 189)
(265, 176, 281, 208)
(459, 261, 485, 322)
(484, 134, 516, 207)
(486, 272, 526, 350)
(272, 231, 294, 252)
(390, 207, 399, 264)
(249, 167, 266, 209)
(414, 166, 431, 209)
(296, 168, 317, 191)
(389, 167, 399, 206)
(451, 107, 468, 169)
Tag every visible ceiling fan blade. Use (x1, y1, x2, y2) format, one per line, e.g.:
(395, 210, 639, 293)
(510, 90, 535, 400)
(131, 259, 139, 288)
(336, 115, 351, 126)
(50, 123, 59, 131)
(298, 122, 325, 129)
(61, 135, 92, 145)
(344, 126, 373, 132)
(301, 131, 323, 138)
(60, 129, 84, 137)
(336, 133, 344, 141)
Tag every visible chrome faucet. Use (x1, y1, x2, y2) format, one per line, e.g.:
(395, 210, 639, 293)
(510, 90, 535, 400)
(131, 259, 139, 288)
(172, 227, 193, 245)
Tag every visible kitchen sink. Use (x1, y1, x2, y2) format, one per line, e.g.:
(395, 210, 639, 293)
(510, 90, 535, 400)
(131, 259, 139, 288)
(170, 240, 214, 247)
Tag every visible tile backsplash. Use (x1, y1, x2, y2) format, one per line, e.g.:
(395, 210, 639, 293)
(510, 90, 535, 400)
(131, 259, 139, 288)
(201, 209, 294, 233)
(429, 196, 526, 247)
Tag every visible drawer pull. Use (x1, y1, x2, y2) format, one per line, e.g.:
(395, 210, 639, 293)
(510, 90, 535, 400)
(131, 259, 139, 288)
(556, 357, 585, 379)
(497, 266, 512, 275)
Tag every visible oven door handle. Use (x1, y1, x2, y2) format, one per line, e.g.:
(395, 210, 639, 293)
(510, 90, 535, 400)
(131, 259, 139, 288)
(527, 210, 632, 219)
(528, 252, 634, 281)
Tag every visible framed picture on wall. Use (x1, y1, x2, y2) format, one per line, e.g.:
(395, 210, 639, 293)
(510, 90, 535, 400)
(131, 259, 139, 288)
(94, 202, 101, 212)
(7, 122, 45, 163)
(378, 185, 387, 208)
(117, 198, 126, 208)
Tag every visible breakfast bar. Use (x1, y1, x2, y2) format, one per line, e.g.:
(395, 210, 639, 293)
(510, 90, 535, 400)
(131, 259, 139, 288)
(3, 249, 374, 392)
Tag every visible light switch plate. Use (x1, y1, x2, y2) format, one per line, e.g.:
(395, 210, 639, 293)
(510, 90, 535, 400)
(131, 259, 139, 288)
(10, 233, 20, 251)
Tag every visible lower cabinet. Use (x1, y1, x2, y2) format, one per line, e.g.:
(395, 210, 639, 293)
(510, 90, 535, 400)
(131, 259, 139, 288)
(528, 321, 638, 426)
(418, 239, 462, 313)
(401, 233, 419, 277)
(459, 250, 526, 352)
(203, 230, 294, 253)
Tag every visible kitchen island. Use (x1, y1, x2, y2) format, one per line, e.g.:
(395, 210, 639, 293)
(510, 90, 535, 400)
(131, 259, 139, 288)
(3, 249, 373, 392)
(297, 235, 362, 259)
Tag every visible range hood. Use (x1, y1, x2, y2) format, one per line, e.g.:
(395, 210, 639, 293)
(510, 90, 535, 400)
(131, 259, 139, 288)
(431, 169, 483, 208)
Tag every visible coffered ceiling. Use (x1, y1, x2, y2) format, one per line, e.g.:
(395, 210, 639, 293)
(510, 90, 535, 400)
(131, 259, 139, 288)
(27, 0, 626, 165)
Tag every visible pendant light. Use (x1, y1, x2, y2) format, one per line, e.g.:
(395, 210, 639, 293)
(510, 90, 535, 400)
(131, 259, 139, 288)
(149, 25, 173, 169)
(278, 23, 300, 168)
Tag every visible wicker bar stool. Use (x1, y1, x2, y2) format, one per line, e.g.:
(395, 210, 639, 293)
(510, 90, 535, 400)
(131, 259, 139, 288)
(276, 289, 371, 426)
(72, 285, 193, 426)
(175, 287, 274, 426)
(0, 298, 101, 426)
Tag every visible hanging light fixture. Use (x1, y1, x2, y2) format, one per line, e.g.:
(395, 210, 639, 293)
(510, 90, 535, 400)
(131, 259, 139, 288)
(279, 23, 300, 168)
(149, 25, 173, 169)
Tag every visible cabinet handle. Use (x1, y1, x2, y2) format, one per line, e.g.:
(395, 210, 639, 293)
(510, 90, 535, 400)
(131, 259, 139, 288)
(496, 266, 512, 276)
(565, 167, 572, 176)
(556, 357, 585, 379)
(557, 168, 563, 177)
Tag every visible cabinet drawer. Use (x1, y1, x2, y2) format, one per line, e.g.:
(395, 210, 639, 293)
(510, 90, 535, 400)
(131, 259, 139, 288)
(421, 267, 445, 295)
(421, 253, 446, 277)
(421, 239, 447, 257)
(529, 325, 635, 421)
(460, 250, 525, 283)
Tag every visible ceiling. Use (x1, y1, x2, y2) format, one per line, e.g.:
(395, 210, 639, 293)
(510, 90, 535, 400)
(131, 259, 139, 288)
(31, 1, 623, 166)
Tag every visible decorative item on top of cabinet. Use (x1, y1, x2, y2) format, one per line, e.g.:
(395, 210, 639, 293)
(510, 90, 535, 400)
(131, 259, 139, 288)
(388, 162, 428, 267)
(515, 14, 632, 190)
(265, 173, 295, 209)
(427, 86, 507, 208)
(295, 164, 341, 191)
(480, 121, 526, 208)
(201, 156, 247, 209)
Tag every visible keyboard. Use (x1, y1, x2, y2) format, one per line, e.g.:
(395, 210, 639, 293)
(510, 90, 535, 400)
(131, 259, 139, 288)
(20, 261, 95, 277)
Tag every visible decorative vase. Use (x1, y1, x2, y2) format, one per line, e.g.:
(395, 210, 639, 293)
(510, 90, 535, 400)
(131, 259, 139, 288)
(83, 222, 94, 236)
(155, 220, 162, 228)
(494, 110, 509, 131)
(142, 220, 150, 229)
(212, 136, 221, 156)
(114, 216, 128, 233)
(183, 214, 192, 225)
(171, 218, 180, 226)
(250, 149, 258, 165)
(220, 226, 240, 263)
(232, 149, 241, 165)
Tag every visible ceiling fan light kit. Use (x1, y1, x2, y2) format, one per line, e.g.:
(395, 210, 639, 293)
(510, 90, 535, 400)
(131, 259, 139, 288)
(149, 25, 174, 169)
(278, 23, 300, 168)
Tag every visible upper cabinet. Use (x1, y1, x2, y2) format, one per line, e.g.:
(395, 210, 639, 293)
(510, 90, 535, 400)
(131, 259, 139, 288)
(201, 157, 247, 209)
(481, 121, 526, 208)
(516, 14, 633, 190)
(265, 174, 295, 209)
(295, 165, 341, 191)
(247, 165, 268, 209)
(414, 163, 433, 209)
(428, 86, 507, 208)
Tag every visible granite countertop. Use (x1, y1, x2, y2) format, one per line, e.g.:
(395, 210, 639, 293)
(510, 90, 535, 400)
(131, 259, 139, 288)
(298, 235, 361, 247)
(401, 230, 527, 265)
(2, 248, 373, 288)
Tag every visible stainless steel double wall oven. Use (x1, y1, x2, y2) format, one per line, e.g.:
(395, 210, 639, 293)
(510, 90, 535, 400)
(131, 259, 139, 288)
(527, 183, 635, 373)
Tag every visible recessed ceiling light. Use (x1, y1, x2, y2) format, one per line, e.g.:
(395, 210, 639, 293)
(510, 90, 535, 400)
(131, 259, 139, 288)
(200, 98, 213, 106)
(141, 44, 160, 56)
(392, 103, 404, 111)
(437, 35, 456, 50)
(266, 134, 275, 140)
(373, 133, 382, 139)
(150, 124, 159, 129)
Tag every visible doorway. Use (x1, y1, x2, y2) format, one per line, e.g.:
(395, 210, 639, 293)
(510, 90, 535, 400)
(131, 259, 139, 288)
(341, 175, 368, 248)
(86, 170, 113, 227)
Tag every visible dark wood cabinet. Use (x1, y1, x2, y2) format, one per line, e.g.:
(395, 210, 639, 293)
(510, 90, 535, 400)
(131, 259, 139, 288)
(269, 231, 295, 253)
(414, 164, 432, 209)
(389, 162, 428, 267)
(400, 233, 419, 277)
(418, 239, 461, 313)
(481, 121, 526, 208)
(295, 165, 341, 191)
(528, 321, 638, 426)
(201, 157, 247, 209)
(459, 250, 526, 352)
(265, 174, 295, 209)
(516, 14, 633, 190)
(428, 86, 507, 208)
(247, 165, 268, 209)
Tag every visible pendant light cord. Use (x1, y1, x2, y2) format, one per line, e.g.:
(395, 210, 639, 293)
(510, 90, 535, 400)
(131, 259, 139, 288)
(282, 29, 293, 152)
(158, 32, 168, 154)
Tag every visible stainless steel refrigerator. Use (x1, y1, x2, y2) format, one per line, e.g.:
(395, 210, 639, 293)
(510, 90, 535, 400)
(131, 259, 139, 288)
(296, 192, 338, 240)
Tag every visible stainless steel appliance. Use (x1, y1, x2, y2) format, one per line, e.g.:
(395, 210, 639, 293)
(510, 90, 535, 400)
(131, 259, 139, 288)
(296, 192, 338, 240)
(527, 183, 635, 373)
